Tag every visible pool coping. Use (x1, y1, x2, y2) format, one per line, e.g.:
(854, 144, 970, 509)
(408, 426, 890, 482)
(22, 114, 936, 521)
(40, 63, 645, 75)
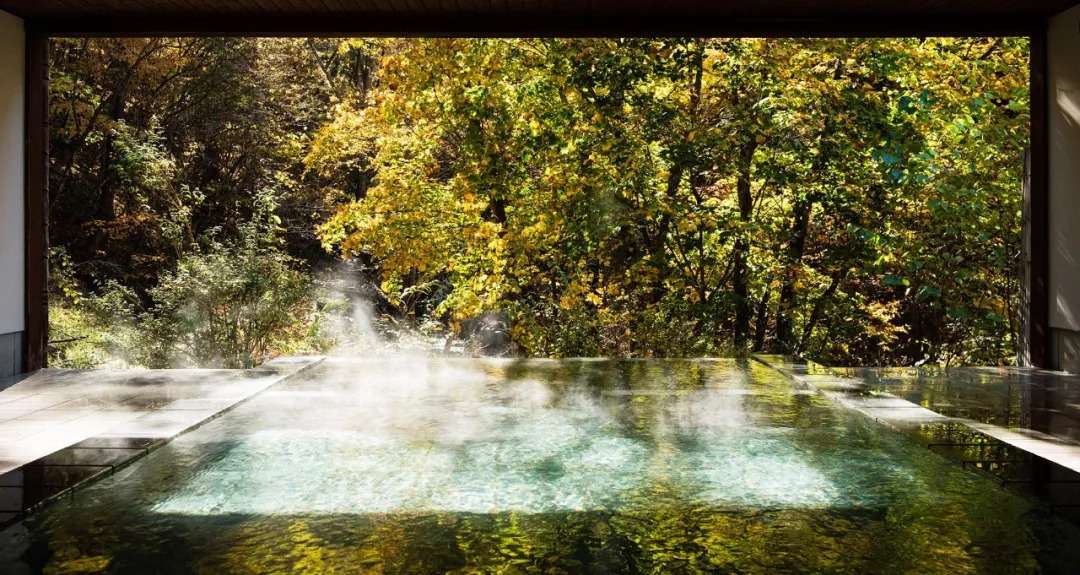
(751, 354, 1080, 465)
(752, 353, 1080, 516)
(0, 356, 326, 529)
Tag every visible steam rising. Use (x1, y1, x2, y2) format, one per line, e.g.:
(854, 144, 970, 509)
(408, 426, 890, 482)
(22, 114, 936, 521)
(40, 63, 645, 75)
(315, 264, 451, 357)
(148, 296, 869, 516)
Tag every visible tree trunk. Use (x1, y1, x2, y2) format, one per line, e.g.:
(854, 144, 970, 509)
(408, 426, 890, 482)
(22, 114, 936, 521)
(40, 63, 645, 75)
(752, 284, 771, 351)
(774, 197, 812, 352)
(95, 88, 127, 221)
(649, 44, 703, 306)
(732, 139, 756, 350)
(92, 74, 129, 257)
(648, 165, 683, 304)
(796, 269, 846, 355)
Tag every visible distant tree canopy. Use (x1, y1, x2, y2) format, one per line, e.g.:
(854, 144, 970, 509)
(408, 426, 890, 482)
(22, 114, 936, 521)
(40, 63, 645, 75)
(48, 37, 1028, 367)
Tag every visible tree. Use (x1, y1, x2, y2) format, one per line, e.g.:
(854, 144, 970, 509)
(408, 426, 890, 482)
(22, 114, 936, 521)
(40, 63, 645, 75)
(49, 36, 1029, 366)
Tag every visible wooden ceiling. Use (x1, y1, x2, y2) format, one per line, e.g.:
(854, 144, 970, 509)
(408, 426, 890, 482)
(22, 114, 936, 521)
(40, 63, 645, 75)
(1, 0, 1077, 36)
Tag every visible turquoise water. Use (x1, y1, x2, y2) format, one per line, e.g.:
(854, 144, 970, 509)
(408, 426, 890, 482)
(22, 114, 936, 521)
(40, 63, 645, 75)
(4, 358, 1079, 574)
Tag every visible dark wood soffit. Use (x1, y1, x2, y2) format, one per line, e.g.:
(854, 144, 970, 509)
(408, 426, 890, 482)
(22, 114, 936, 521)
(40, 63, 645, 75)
(3, 14, 1055, 38)
(1, 1, 1078, 37)
(2, 0, 1077, 18)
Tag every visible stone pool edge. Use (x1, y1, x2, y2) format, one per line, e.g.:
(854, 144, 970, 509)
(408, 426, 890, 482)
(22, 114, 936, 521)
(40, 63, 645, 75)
(751, 354, 951, 431)
(751, 354, 1080, 470)
(752, 353, 1080, 519)
(0, 356, 326, 528)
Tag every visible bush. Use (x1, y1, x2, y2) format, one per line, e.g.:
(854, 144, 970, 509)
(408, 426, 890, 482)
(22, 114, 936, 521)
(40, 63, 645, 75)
(49, 191, 326, 369)
(48, 249, 141, 368)
(141, 246, 309, 368)
(141, 192, 314, 368)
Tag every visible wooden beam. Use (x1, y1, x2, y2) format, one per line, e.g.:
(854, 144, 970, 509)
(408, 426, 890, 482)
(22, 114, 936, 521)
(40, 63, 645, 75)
(1029, 27, 1050, 369)
(23, 29, 48, 373)
(29, 13, 1040, 38)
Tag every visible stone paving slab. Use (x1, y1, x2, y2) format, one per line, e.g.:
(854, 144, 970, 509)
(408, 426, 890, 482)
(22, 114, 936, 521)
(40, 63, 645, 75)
(965, 421, 1080, 472)
(831, 363, 1080, 436)
(753, 353, 1080, 505)
(0, 356, 323, 525)
(820, 390, 952, 429)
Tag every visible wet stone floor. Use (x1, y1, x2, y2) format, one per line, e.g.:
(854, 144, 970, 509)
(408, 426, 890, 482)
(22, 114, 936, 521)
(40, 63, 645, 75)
(0, 358, 322, 527)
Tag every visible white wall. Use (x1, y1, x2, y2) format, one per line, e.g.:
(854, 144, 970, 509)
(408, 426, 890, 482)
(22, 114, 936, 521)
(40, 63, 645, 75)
(0, 10, 24, 336)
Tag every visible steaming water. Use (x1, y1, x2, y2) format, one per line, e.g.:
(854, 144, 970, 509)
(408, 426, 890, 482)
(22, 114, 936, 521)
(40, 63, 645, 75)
(5, 358, 1080, 573)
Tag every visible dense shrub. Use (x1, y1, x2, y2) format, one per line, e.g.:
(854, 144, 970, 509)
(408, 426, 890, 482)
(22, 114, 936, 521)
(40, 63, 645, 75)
(140, 193, 313, 368)
(47, 249, 139, 368)
(50, 193, 323, 369)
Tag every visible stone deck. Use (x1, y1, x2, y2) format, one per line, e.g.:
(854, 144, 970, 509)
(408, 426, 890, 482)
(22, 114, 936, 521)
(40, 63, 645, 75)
(0, 356, 323, 524)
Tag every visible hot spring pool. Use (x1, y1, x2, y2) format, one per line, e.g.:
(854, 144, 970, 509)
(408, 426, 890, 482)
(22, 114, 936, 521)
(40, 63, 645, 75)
(4, 358, 1079, 573)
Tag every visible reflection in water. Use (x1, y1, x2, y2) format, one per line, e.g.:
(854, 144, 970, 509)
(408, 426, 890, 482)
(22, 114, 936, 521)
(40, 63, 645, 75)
(836, 365, 1080, 519)
(4, 358, 1080, 574)
(843, 365, 1080, 439)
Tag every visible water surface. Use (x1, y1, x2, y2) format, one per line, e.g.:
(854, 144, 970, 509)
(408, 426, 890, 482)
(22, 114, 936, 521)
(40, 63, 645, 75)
(4, 358, 1079, 574)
